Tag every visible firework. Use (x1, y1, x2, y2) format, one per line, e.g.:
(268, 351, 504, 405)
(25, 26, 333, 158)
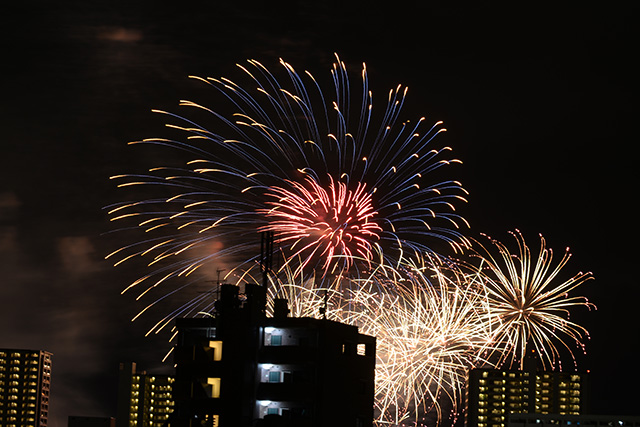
(344, 255, 493, 426)
(106, 54, 469, 313)
(465, 230, 595, 370)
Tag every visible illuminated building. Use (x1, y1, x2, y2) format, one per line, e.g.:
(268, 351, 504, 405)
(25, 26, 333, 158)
(465, 367, 589, 427)
(116, 362, 175, 427)
(0, 349, 52, 427)
(170, 283, 376, 427)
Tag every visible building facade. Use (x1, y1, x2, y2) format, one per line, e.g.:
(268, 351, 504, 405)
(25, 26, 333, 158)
(116, 362, 175, 427)
(466, 368, 589, 427)
(170, 283, 376, 427)
(0, 349, 52, 427)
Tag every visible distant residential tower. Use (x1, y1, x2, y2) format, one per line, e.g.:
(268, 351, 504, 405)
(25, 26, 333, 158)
(466, 366, 589, 427)
(0, 348, 52, 427)
(116, 362, 174, 427)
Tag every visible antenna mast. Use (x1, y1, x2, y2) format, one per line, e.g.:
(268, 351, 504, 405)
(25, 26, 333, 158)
(260, 231, 274, 290)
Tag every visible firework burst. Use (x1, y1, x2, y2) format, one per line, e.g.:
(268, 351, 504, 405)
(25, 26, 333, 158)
(466, 230, 595, 370)
(106, 54, 469, 313)
(344, 255, 494, 426)
(259, 174, 382, 276)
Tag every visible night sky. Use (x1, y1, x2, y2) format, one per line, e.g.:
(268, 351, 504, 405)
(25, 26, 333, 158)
(1, 2, 637, 426)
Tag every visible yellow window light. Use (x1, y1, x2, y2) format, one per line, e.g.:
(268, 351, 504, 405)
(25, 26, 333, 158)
(209, 341, 223, 361)
(207, 378, 221, 398)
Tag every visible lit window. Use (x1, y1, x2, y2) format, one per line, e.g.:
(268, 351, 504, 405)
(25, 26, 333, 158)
(268, 371, 281, 383)
(357, 343, 366, 356)
(207, 378, 221, 398)
(209, 341, 223, 361)
(271, 335, 282, 346)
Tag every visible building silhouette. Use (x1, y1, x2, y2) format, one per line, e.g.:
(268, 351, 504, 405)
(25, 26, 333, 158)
(116, 362, 175, 427)
(170, 283, 376, 427)
(465, 365, 589, 427)
(0, 348, 52, 427)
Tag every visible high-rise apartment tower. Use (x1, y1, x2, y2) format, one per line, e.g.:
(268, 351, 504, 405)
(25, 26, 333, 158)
(116, 362, 175, 427)
(466, 367, 589, 427)
(0, 349, 52, 427)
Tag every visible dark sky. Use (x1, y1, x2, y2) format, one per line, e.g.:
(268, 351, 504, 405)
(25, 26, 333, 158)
(1, 2, 637, 426)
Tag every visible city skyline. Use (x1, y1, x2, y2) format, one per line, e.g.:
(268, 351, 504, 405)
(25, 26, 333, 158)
(1, 2, 637, 427)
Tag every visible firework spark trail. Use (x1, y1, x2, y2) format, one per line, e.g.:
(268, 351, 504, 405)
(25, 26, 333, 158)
(107, 54, 469, 318)
(465, 230, 595, 370)
(341, 254, 494, 426)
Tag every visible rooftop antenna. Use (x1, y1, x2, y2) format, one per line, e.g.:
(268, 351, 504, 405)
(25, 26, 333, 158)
(315, 268, 328, 320)
(216, 268, 225, 285)
(201, 267, 226, 313)
(319, 289, 328, 320)
(260, 231, 274, 290)
(215, 268, 225, 302)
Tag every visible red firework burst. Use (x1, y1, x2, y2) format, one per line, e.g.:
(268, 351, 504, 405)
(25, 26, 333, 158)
(259, 175, 382, 275)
